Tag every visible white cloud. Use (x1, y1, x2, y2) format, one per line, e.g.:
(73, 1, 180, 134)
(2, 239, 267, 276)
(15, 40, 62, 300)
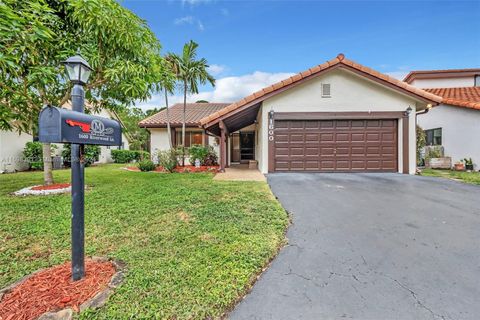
(134, 71, 295, 111)
(207, 64, 227, 76)
(174, 16, 194, 25)
(174, 15, 204, 31)
(197, 20, 204, 31)
(181, 0, 213, 6)
(385, 71, 409, 80)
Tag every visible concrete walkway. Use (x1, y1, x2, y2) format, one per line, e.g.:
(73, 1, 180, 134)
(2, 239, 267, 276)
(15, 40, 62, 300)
(213, 164, 266, 181)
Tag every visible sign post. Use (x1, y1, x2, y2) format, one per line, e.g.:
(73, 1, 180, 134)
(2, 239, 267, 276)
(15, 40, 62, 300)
(38, 53, 122, 281)
(71, 83, 86, 281)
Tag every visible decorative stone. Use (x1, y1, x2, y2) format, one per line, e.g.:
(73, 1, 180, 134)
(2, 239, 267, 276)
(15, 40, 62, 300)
(38, 308, 73, 320)
(79, 288, 113, 312)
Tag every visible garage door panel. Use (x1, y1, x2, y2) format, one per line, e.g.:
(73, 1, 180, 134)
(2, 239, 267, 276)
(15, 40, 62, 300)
(274, 119, 397, 172)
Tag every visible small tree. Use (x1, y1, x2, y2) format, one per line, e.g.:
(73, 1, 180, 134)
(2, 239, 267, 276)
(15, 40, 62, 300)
(0, 0, 162, 185)
(170, 41, 215, 166)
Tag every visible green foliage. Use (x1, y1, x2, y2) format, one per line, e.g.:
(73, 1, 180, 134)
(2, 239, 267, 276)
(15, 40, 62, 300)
(137, 159, 156, 172)
(0, 164, 288, 318)
(61, 144, 100, 167)
(416, 125, 426, 165)
(425, 146, 443, 161)
(111, 149, 149, 163)
(22, 142, 44, 170)
(463, 158, 473, 166)
(188, 145, 218, 166)
(158, 149, 178, 172)
(116, 107, 150, 151)
(0, 0, 162, 133)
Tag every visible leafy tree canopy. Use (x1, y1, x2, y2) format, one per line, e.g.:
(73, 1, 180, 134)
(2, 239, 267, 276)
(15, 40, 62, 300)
(0, 0, 162, 133)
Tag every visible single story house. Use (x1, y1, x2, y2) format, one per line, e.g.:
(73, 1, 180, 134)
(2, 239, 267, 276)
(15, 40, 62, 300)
(405, 69, 480, 169)
(0, 107, 131, 173)
(142, 54, 442, 174)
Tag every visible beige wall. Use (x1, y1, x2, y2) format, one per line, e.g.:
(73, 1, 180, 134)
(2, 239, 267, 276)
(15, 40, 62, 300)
(0, 130, 32, 172)
(258, 68, 424, 174)
(411, 77, 474, 88)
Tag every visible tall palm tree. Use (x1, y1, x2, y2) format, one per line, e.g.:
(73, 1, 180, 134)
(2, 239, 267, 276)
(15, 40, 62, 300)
(159, 55, 176, 148)
(170, 40, 215, 165)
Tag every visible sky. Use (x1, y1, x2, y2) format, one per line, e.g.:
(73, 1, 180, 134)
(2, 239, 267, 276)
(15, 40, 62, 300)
(121, 0, 480, 111)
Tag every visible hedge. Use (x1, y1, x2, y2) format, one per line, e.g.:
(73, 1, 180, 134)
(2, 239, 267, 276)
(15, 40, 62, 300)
(111, 149, 150, 163)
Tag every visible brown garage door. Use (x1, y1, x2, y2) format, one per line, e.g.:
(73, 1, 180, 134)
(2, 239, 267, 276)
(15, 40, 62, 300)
(274, 119, 397, 172)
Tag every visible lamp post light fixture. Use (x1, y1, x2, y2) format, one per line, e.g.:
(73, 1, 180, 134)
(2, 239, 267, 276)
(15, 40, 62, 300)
(62, 52, 92, 281)
(405, 106, 413, 117)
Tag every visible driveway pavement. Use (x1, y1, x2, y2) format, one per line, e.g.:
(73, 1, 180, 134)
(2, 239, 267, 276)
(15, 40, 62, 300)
(229, 173, 480, 320)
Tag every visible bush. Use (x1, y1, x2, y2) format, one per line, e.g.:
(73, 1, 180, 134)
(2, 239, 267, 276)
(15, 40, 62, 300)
(62, 144, 101, 167)
(158, 149, 178, 172)
(416, 125, 426, 166)
(188, 145, 218, 166)
(111, 150, 150, 163)
(23, 142, 44, 170)
(137, 159, 156, 172)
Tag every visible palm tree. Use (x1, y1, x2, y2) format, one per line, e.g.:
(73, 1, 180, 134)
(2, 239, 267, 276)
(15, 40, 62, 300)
(159, 56, 176, 148)
(170, 40, 215, 165)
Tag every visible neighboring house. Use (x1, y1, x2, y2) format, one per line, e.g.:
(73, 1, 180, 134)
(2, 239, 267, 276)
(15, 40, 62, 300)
(0, 106, 131, 173)
(141, 54, 441, 174)
(139, 103, 230, 160)
(404, 69, 480, 169)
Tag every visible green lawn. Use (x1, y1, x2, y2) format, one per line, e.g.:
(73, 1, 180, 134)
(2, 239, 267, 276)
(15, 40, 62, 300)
(421, 168, 480, 185)
(0, 164, 288, 319)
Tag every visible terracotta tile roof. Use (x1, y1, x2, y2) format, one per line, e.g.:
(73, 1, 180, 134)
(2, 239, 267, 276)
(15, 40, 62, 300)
(403, 68, 480, 83)
(139, 103, 231, 127)
(424, 87, 480, 110)
(200, 54, 442, 126)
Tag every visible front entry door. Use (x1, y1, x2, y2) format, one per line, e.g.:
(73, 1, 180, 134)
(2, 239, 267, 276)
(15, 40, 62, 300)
(240, 132, 255, 161)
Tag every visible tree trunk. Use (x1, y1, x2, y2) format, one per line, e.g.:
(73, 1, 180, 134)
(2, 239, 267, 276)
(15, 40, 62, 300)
(182, 81, 187, 166)
(165, 90, 172, 149)
(42, 143, 54, 186)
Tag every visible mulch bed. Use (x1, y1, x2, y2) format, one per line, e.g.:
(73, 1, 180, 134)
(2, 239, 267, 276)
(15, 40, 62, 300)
(125, 165, 219, 173)
(30, 183, 71, 191)
(0, 259, 115, 320)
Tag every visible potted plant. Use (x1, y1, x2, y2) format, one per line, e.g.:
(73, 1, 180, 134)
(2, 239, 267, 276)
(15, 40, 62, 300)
(463, 158, 474, 171)
(454, 161, 465, 171)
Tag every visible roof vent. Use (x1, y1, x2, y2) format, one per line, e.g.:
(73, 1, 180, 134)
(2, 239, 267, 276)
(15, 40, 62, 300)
(321, 83, 331, 98)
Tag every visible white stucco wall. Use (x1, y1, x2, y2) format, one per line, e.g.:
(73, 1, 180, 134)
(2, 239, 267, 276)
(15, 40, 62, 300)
(0, 130, 32, 172)
(418, 104, 480, 168)
(410, 77, 474, 88)
(258, 68, 423, 174)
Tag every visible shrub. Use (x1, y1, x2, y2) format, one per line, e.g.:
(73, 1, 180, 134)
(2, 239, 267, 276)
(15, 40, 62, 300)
(416, 125, 426, 166)
(137, 159, 156, 172)
(111, 150, 150, 163)
(23, 142, 44, 170)
(158, 149, 178, 172)
(62, 144, 100, 167)
(188, 145, 218, 166)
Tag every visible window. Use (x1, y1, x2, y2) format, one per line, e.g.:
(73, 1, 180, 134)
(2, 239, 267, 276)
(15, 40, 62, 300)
(321, 83, 331, 97)
(475, 75, 480, 87)
(425, 128, 442, 146)
(176, 131, 204, 147)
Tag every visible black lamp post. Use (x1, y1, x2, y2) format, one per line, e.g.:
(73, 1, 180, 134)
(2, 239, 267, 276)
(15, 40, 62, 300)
(62, 52, 92, 281)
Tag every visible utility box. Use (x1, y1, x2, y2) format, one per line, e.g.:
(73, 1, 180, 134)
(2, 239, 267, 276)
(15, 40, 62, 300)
(38, 106, 122, 146)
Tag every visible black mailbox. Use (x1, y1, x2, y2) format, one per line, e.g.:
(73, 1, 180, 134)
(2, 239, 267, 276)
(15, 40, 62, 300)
(38, 106, 122, 146)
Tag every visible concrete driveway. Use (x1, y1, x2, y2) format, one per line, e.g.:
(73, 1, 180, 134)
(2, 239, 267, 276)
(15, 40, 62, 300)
(229, 173, 480, 320)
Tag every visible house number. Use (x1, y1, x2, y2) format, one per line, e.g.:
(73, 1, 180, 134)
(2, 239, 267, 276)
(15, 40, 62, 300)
(268, 125, 274, 130)
(269, 136, 274, 141)
(268, 130, 274, 135)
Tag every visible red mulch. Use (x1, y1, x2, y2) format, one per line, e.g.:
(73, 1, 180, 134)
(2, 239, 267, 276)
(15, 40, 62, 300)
(0, 259, 115, 320)
(126, 165, 219, 173)
(30, 183, 71, 191)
